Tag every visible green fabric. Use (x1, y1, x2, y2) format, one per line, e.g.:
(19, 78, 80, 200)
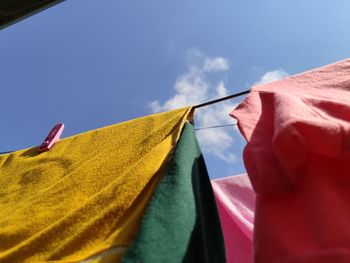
(122, 123, 226, 263)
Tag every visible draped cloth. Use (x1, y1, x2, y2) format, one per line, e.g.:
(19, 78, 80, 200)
(122, 123, 226, 263)
(0, 107, 191, 263)
(231, 59, 350, 262)
(212, 174, 255, 263)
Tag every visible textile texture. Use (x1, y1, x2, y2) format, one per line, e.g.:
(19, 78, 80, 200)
(0, 107, 191, 263)
(121, 123, 226, 263)
(211, 174, 255, 263)
(231, 58, 350, 262)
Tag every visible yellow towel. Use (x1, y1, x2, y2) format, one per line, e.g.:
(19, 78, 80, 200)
(0, 107, 192, 263)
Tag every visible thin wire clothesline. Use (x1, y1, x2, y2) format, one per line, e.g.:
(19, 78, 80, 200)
(0, 89, 250, 155)
(194, 124, 237, 131)
(191, 88, 250, 131)
(193, 89, 250, 109)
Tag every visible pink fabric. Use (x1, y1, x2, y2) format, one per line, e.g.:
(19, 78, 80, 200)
(211, 174, 256, 263)
(230, 58, 350, 262)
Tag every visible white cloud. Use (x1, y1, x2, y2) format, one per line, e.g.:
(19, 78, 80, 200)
(149, 49, 237, 163)
(255, 69, 289, 85)
(149, 51, 290, 164)
(203, 57, 230, 72)
(195, 101, 237, 163)
(150, 68, 208, 112)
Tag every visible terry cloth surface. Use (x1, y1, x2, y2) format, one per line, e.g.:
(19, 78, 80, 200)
(0, 107, 191, 263)
(121, 123, 226, 263)
(211, 174, 255, 263)
(230, 58, 350, 262)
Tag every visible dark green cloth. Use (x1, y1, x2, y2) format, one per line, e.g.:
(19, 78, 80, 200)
(122, 123, 226, 263)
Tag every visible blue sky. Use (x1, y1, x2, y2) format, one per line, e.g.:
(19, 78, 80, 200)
(1, 0, 350, 178)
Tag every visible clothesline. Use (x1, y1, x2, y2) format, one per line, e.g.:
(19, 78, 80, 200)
(194, 124, 237, 131)
(0, 89, 251, 155)
(193, 89, 251, 109)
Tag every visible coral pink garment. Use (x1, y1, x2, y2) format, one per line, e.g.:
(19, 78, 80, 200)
(230, 58, 350, 263)
(211, 174, 255, 263)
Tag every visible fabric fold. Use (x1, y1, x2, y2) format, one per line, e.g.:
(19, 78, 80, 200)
(231, 58, 350, 262)
(0, 107, 191, 263)
(211, 174, 255, 263)
(121, 123, 226, 263)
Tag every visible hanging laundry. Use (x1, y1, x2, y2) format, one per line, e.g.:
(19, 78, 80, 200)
(121, 123, 226, 263)
(211, 174, 255, 263)
(231, 59, 350, 262)
(0, 107, 191, 263)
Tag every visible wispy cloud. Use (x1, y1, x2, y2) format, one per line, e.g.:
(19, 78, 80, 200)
(203, 57, 230, 72)
(149, 49, 237, 163)
(255, 69, 289, 85)
(150, 50, 290, 164)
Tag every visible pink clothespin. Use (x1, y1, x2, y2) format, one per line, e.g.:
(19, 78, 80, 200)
(38, 123, 65, 152)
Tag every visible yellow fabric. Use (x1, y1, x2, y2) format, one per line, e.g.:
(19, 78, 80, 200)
(0, 107, 192, 263)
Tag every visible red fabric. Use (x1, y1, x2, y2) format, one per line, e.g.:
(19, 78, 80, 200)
(230, 59, 350, 263)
